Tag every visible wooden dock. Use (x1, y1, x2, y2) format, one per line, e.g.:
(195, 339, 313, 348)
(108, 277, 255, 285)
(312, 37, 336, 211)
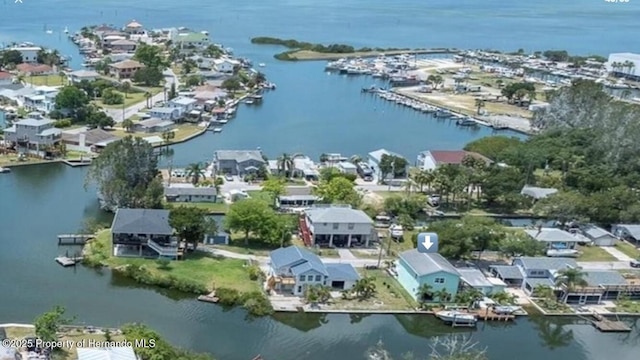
(197, 291, 219, 303)
(57, 234, 94, 245)
(590, 313, 632, 332)
(473, 309, 516, 322)
(55, 256, 83, 267)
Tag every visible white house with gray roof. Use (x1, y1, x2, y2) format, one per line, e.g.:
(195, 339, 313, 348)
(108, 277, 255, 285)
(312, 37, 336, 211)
(68, 70, 100, 83)
(367, 148, 407, 180)
(111, 208, 179, 259)
(168, 96, 198, 116)
(212, 150, 265, 176)
(3, 113, 61, 152)
(148, 107, 181, 121)
(276, 186, 319, 209)
(612, 224, 640, 246)
(266, 246, 360, 296)
(580, 224, 617, 246)
(301, 205, 375, 248)
(396, 250, 461, 301)
(524, 228, 582, 250)
(164, 186, 218, 203)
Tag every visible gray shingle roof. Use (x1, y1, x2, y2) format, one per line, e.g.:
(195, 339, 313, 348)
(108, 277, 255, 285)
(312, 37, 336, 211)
(326, 263, 360, 281)
(612, 224, 640, 240)
(582, 225, 615, 240)
(270, 246, 328, 276)
(490, 265, 524, 280)
(516, 257, 577, 271)
(525, 278, 555, 288)
(305, 206, 373, 224)
(524, 228, 581, 243)
(164, 186, 217, 196)
(214, 150, 265, 163)
(583, 271, 627, 286)
(458, 268, 493, 287)
(520, 186, 558, 200)
(399, 249, 460, 276)
(16, 118, 55, 127)
(111, 209, 173, 235)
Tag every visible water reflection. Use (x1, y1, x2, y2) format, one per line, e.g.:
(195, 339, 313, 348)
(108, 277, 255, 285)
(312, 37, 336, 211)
(349, 313, 372, 324)
(271, 312, 329, 332)
(394, 314, 475, 338)
(530, 315, 574, 350)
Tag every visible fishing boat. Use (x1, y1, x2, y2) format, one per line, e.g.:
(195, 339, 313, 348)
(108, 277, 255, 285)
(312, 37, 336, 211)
(213, 127, 223, 133)
(434, 109, 452, 118)
(456, 118, 478, 126)
(244, 100, 254, 105)
(492, 305, 523, 315)
(258, 63, 266, 67)
(435, 311, 477, 325)
(0, 167, 11, 174)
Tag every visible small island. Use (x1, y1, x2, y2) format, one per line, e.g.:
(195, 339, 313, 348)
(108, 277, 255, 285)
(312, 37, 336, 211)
(250, 37, 456, 61)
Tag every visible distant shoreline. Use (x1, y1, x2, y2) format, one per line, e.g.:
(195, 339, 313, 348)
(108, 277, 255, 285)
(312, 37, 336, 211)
(279, 48, 458, 61)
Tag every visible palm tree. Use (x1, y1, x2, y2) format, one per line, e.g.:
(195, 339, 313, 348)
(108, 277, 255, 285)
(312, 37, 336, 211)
(434, 288, 450, 304)
(213, 177, 224, 199)
(416, 283, 433, 304)
(122, 118, 135, 133)
(161, 130, 175, 146)
(474, 98, 485, 115)
(533, 284, 555, 300)
(349, 154, 362, 164)
(277, 153, 294, 177)
(121, 81, 131, 99)
(58, 71, 66, 86)
(555, 268, 588, 302)
(185, 162, 206, 185)
(144, 91, 152, 108)
(352, 277, 376, 300)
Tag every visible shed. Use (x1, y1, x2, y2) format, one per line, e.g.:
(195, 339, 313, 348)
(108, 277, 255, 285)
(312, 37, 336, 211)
(458, 268, 505, 295)
(325, 263, 360, 290)
(203, 231, 230, 245)
(581, 225, 617, 246)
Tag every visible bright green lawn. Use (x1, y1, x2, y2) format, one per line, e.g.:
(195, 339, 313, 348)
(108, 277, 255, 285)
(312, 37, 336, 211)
(577, 245, 617, 261)
(615, 241, 640, 259)
(169, 201, 229, 213)
(25, 74, 66, 86)
(95, 91, 146, 108)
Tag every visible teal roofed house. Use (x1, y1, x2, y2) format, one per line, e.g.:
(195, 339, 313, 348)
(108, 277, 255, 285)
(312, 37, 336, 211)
(396, 249, 461, 301)
(174, 31, 210, 48)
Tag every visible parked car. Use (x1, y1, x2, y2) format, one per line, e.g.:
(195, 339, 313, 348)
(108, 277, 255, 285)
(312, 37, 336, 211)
(630, 259, 640, 268)
(225, 174, 234, 181)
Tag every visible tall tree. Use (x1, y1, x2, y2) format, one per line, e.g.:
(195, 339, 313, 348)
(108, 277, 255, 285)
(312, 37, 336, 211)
(34, 306, 73, 343)
(168, 206, 216, 250)
(185, 162, 206, 185)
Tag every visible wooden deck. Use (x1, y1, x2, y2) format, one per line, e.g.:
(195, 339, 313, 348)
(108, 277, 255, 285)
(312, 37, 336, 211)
(583, 312, 632, 333)
(473, 309, 516, 322)
(55, 256, 83, 267)
(57, 234, 95, 245)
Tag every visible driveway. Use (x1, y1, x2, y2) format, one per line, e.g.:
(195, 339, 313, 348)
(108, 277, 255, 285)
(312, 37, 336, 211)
(601, 246, 634, 262)
(338, 249, 357, 260)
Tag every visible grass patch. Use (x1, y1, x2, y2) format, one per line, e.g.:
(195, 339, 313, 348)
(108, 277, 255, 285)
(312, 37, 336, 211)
(531, 298, 574, 314)
(0, 153, 55, 167)
(328, 269, 417, 310)
(57, 330, 126, 360)
(612, 299, 640, 313)
(109, 123, 203, 143)
(381, 234, 415, 258)
(84, 230, 261, 293)
(95, 91, 146, 108)
(577, 245, 618, 261)
(25, 74, 66, 86)
(169, 201, 228, 213)
(3, 326, 35, 339)
(615, 241, 640, 259)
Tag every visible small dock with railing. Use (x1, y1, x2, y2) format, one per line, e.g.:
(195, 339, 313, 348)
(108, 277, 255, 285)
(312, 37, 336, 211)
(473, 308, 516, 322)
(590, 313, 632, 333)
(57, 234, 95, 245)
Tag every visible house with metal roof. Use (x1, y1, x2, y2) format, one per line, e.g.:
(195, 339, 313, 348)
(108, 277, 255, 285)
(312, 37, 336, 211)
(148, 107, 181, 121)
(266, 246, 360, 296)
(77, 346, 137, 360)
(457, 268, 506, 295)
(212, 150, 266, 176)
(396, 249, 461, 301)
(276, 186, 319, 210)
(3, 112, 62, 153)
(164, 185, 218, 203)
(580, 224, 618, 246)
(523, 228, 582, 250)
(559, 270, 639, 304)
(416, 150, 491, 171)
(301, 205, 375, 248)
(111, 208, 180, 260)
(367, 148, 407, 180)
(168, 96, 198, 116)
(612, 224, 640, 246)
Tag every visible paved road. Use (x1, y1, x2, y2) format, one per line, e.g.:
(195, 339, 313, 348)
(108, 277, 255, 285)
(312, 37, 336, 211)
(104, 69, 179, 123)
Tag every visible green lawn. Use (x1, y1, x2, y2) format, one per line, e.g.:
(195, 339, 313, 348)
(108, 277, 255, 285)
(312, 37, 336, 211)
(612, 300, 640, 313)
(328, 269, 417, 311)
(169, 201, 229, 213)
(577, 245, 618, 261)
(109, 123, 204, 143)
(3, 326, 35, 339)
(95, 91, 147, 108)
(615, 241, 640, 259)
(26, 74, 66, 86)
(85, 230, 261, 292)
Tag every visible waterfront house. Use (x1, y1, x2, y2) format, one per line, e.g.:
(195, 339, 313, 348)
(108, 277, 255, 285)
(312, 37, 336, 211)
(213, 58, 240, 73)
(93, 24, 117, 37)
(416, 150, 491, 171)
(174, 32, 210, 49)
(194, 89, 227, 103)
(212, 150, 266, 176)
(292, 156, 320, 180)
(110, 39, 138, 53)
(523, 228, 581, 250)
(133, 118, 175, 133)
(168, 96, 198, 116)
(109, 59, 144, 79)
(520, 185, 558, 201)
(124, 20, 145, 35)
(3, 112, 61, 152)
(101, 32, 127, 47)
(77, 347, 137, 360)
(396, 249, 461, 301)
(0, 71, 13, 85)
(190, 55, 218, 70)
(16, 63, 54, 76)
(580, 225, 617, 247)
(337, 161, 358, 175)
(61, 128, 119, 153)
(9, 46, 41, 63)
(68, 70, 100, 83)
(148, 107, 181, 121)
(321, 153, 348, 166)
(612, 224, 640, 246)
(111, 208, 180, 260)
(368, 148, 407, 179)
(164, 185, 218, 203)
(22, 86, 58, 113)
(299, 205, 375, 247)
(490, 257, 577, 294)
(457, 268, 506, 295)
(276, 186, 319, 210)
(266, 246, 360, 296)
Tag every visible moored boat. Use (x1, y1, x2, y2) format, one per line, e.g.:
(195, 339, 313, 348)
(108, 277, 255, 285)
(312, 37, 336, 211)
(435, 310, 477, 325)
(0, 167, 11, 174)
(456, 118, 479, 126)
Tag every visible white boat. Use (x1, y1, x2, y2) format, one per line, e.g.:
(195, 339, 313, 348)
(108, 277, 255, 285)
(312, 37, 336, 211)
(64, 26, 69, 34)
(436, 311, 477, 324)
(389, 224, 404, 239)
(0, 167, 11, 173)
(258, 63, 266, 67)
(46, 30, 53, 34)
(245, 100, 254, 105)
(492, 305, 522, 315)
(213, 127, 223, 133)
(547, 249, 579, 258)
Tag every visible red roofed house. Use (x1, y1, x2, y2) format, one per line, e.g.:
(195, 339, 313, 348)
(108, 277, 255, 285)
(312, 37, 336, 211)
(416, 150, 491, 171)
(0, 71, 13, 85)
(16, 63, 54, 76)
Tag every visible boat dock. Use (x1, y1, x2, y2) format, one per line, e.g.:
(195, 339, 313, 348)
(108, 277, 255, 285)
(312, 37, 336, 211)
(590, 313, 632, 333)
(473, 308, 516, 322)
(57, 234, 94, 245)
(55, 256, 83, 267)
(197, 291, 219, 303)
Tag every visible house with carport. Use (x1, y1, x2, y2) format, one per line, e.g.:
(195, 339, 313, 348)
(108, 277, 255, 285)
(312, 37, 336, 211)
(266, 246, 360, 296)
(523, 228, 582, 250)
(580, 224, 617, 246)
(299, 205, 375, 248)
(612, 224, 640, 246)
(396, 250, 461, 301)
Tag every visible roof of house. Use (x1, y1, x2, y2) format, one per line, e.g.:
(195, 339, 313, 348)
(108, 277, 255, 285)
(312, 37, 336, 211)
(457, 268, 494, 288)
(111, 39, 137, 46)
(270, 246, 328, 276)
(40, 128, 62, 136)
(137, 118, 174, 128)
(524, 228, 581, 243)
(520, 185, 558, 200)
(177, 32, 209, 43)
(70, 70, 100, 78)
(111, 208, 173, 235)
(427, 150, 491, 165)
(515, 257, 578, 270)
(164, 186, 217, 196)
(61, 128, 118, 145)
(338, 161, 357, 169)
(325, 263, 360, 281)
(77, 347, 137, 360)
(10, 46, 41, 52)
(15, 117, 55, 126)
(399, 249, 460, 277)
(126, 20, 143, 28)
(583, 271, 627, 286)
(16, 63, 53, 73)
(149, 107, 179, 114)
(613, 224, 640, 239)
(524, 277, 555, 288)
(368, 148, 403, 163)
(214, 150, 265, 163)
(305, 206, 373, 224)
(489, 265, 524, 280)
(284, 186, 313, 196)
(0, 71, 12, 80)
(582, 225, 615, 240)
(109, 59, 144, 69)
(170, 96, 198, 106)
